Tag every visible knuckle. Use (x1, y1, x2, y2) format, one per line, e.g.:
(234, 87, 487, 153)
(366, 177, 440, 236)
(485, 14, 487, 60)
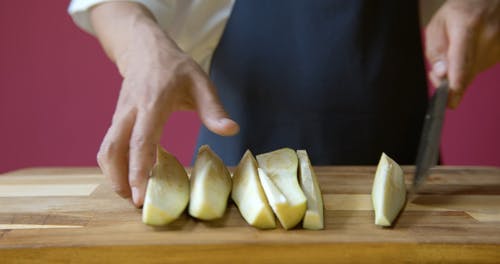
(425, 39, 446, 56)
(130, 135, 150, 150)
(111, 184, 131, 198)
(96, 149, 109, 166)
(425, 39, 446, 60)
(97, 141, 117, 162)
(137, 102, 160, 115)
(96, 152, 104, 167)
(111, 108, 135, 124)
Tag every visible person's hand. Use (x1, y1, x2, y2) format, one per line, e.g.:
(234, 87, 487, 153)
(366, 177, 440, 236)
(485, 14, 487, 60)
(90, 2, 239, 207)
(425, 0, 500, 108)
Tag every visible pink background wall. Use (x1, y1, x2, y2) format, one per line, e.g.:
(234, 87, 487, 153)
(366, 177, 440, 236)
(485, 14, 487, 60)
(1, 1, 499, 173)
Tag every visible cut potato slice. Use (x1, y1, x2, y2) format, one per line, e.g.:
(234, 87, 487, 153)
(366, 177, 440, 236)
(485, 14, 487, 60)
(257, 148, 307, 229)
(371, 152, 407, 226)
(297, 150, 324, 230)
(232, 150, 276, 229)
(189, 145, 232, 220)
(257, 168, 289, 224)
(142, 146, 190, 226)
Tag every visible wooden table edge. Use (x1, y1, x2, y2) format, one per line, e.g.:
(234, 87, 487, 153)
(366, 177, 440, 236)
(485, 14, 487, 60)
(1, 243, 499, 263)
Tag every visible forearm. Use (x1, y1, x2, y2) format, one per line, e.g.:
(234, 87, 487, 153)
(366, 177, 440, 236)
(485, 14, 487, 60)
(89, 2, 178, 75)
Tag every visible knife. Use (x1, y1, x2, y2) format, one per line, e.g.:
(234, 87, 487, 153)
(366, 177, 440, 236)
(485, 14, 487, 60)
(411, 79, 449, 195)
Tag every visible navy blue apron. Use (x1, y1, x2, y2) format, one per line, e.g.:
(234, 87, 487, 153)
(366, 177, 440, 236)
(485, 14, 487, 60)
(196, 0, 428, 165)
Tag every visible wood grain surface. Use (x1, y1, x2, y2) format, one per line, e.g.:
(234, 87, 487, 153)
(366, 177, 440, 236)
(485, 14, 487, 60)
(0, 166, 499, 263)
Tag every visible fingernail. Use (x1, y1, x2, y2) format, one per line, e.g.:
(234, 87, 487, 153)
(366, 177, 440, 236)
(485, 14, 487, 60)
(218, 118, 234, 127)
(132, 187, 140, 205)
(433, 60, 447, 77)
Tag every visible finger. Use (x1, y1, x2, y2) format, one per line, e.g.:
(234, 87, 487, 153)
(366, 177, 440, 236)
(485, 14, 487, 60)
(97, 110, 136, 198)
(429, 70, 442, 88)
(191, 74, 239, 136)
(425, 14, 449, 81)
(447, 22, 477, 109)
(128, 109, 166, 207)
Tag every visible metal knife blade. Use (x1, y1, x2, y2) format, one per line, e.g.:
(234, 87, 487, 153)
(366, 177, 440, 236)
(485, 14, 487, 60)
(411, 80, 449, 195)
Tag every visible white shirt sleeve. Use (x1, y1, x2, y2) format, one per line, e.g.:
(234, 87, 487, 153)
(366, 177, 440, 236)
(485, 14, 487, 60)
(68, 0, 235, 72)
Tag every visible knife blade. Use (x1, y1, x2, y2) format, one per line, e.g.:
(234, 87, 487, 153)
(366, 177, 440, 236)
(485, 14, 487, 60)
(411, 80, 449, 195)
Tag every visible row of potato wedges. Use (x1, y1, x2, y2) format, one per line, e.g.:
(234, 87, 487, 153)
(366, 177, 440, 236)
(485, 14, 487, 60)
(142, 146, 324, 230)
(142, 145, 407, 229)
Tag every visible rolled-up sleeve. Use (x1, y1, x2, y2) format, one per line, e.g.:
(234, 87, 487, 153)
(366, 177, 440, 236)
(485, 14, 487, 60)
(68, 0, 234, 72)
(68, 0, 172, 35)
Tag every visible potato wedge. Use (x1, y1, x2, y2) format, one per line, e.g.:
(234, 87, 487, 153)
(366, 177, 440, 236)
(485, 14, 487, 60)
(257, 168, 289, 224)
(189, 145, 232, 220)
(371, 152, 407, 226)
(142, 146, 190, 226)
(232, 150, 276, 229)
(297, 150, 324, 230)
(257, 148, 306, 229)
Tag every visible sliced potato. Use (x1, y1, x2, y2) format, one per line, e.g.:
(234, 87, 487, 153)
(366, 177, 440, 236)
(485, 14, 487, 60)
(142, 146, 190, 226)
(257, 148, 307, 229)
(297, 150, 324, 230)
(189, 145, 232, 220)
(371, 152, 407, 226)
(257, 168, 289, 225)
(232, 150, 276, 229)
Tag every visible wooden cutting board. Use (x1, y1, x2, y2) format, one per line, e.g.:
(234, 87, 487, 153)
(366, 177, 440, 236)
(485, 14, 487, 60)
(1, 166, 499, 263)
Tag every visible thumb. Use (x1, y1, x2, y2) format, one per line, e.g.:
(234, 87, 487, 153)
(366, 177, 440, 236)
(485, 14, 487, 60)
(425, 14, 449, 88)
(192, 75, 239, 136)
